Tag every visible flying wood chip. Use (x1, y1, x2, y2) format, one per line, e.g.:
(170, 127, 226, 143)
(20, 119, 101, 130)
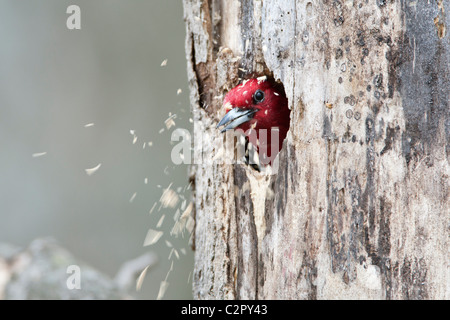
(85, 163, 101, 176)
(143, 229, 163, 247)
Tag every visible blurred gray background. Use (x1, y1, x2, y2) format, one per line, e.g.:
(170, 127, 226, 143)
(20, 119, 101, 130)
(0, 0, 193, 299)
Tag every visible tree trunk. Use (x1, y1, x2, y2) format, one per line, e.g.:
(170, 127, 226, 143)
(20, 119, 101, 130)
(182, 0, 449, 300)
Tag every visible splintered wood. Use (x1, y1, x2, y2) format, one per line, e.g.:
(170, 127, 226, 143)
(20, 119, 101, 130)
(85, 163, 101, 176)
(160, 185, 179, 209)
(143, 229, 163, 247)
(32, 152, 47, 158)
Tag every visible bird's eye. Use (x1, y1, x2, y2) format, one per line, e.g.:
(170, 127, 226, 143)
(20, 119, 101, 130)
(253, 90, 265, 104)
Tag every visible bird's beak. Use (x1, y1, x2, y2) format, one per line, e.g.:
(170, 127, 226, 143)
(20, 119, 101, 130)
(216, 108, 257, 133)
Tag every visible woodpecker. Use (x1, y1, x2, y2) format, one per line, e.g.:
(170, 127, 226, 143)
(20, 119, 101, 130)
(217, 77, 290, 167)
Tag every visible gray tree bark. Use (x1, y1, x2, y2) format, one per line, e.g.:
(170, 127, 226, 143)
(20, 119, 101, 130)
(182, 0, 449, 300)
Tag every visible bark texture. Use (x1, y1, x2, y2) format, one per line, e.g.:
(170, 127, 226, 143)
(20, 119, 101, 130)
(183, 0, 449, 300)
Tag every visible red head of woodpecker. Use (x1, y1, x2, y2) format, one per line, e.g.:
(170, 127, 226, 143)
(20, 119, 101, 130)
(217, 77, 290, 165)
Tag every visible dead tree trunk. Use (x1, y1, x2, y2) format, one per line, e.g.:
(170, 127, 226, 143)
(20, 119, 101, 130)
(182, 0, 448, 300)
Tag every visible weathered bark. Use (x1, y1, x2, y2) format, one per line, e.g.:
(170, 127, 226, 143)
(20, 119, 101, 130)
(183, 0, 449, 300)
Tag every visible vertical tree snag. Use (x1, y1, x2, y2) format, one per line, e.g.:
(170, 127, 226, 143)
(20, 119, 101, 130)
(183, 0, 449, 300)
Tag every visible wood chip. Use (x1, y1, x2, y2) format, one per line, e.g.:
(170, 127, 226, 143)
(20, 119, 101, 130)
(85, 163, 101, 176)
(143, 229, 163, 247)
(32, 152, 47, 158)
(156, 281, 169, 300)
(160, 185, 179, 208)
(156, 214, 165, 228)
(136, 265, 150, 292)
